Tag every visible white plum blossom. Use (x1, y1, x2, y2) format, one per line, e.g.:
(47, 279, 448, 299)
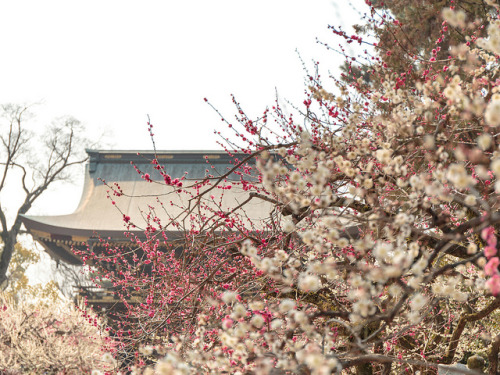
(375, 148, 392, 163)
(485, 97, 500, 127)
(446, 163, 473, 189)
(464, 194, 477, 206)
(283, 218, 295, 233)
(298, 274, 322, 292)
(221, 291, 237, 304)
(279, 299, 296, 313)
(442, 7, 467, 28)
(250, 314, 265, 329)
(491, 158, 500, 177)
(410, 293, 428, 311)
(373, 242, 392, 260)
(477, 133, 492, 150)
(231, 303, 247, 319)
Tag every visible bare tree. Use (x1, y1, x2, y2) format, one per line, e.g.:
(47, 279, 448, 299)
(0, 104, 89, 288)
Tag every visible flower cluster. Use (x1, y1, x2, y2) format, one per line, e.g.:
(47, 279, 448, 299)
(0, 294, 116, 374)
(82, 2, 500, 374)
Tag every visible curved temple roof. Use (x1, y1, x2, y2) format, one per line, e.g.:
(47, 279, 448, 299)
(21, 150, 271, 264)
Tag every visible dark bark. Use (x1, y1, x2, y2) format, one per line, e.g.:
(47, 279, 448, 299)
(488, 334, 500, 375)
(443, 297, 500, 364)
(0, 214, 25, 288)
(0, 232, 15, 287)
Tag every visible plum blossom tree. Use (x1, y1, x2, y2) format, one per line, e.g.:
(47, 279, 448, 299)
(0, 292, 117, 374)
(84, 1, 500, 374)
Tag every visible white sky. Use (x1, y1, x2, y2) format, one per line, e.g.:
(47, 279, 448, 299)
(0, 0, 368, 217)
(1, 1, 370, 228)
(0, 0, 365, 149)
(0, 0, 369, 286)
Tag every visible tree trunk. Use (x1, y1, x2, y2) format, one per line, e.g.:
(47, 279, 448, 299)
(0, 231, 16, 288)
(356, 363, 373, 375)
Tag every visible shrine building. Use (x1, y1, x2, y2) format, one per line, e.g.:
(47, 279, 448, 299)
(20, 149, 271, 305)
